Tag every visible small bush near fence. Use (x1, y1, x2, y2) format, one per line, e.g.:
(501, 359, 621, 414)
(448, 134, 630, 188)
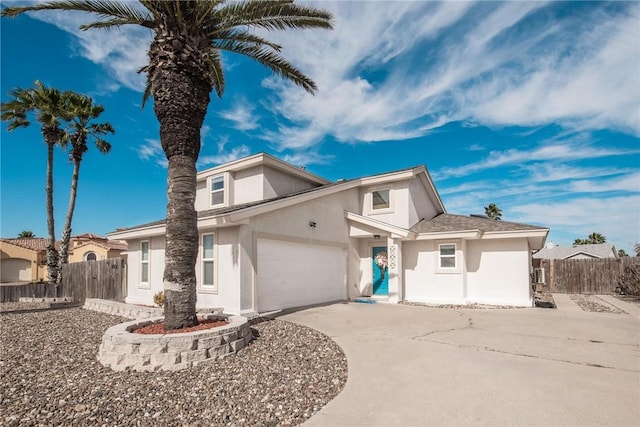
(616, 263, 640, 297)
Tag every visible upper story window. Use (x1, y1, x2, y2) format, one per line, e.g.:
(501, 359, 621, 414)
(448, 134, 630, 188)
(372, 189, 391, 210)
(439, 243, 456, 269)
(210, 175, 225, 207)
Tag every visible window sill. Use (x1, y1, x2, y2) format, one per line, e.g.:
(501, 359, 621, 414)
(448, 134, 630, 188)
(197, 287, 218, 294)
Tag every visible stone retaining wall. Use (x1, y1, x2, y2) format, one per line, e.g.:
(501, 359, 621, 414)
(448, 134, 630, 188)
(84, 298, 164, 319)
(98, 314, 252, 372)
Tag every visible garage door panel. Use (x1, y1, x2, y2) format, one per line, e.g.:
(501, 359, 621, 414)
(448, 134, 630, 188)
(257, 239, 346, 312)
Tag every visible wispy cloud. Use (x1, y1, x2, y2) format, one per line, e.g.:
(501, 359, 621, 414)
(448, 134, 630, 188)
(198, 144, 251, 168)
(219, 100, 260, 131)
(28, 9, 150, 92)
(136, 138, 167, 168)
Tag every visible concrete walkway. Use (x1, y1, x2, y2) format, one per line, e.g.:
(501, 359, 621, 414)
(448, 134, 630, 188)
(278, 299, 640, 426)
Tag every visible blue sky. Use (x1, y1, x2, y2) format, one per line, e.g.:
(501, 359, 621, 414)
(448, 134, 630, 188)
(1, 1, 639, 253)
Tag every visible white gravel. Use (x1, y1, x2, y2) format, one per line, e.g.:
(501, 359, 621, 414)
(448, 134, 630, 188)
(0, 306, 347, 426)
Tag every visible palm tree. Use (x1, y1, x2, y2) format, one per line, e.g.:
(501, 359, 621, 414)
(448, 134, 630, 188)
(57, 92, 114, 283)
(634, 244, 640, 257)
(2, 81, 68, 285)
(3, 0, 334, 329)
(484, 203, 502, 221)
(587, 232, 606, 244)
(18, 230, 35, 238)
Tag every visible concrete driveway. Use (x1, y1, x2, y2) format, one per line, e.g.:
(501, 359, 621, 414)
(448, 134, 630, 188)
(277, 296, 639, 426)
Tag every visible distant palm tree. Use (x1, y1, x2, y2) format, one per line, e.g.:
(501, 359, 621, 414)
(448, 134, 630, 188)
(635, 244, 640, 257)
(574, 233, 607, 245)
(484, 203, 502, 221)
(618, 249, 628, 257)
(587, 232, 606, 244)
(3, 0, 334, 329)
(2, 81, 68, 285)
(57, 93, 114, 282)
(18, 230, 35, 238)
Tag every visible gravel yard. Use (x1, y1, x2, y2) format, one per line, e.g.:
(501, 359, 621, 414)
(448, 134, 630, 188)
(0, 307, 347, 426)
(569, 294, 628, 314)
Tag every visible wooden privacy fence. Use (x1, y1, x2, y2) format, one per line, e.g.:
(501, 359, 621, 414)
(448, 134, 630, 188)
(0, 281, 58, 302)
(538, 257, 640, 294)
(61, 257, 127, 302)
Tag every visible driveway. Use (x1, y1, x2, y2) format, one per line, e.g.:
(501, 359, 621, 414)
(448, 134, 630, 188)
(277, 296, 640, 426)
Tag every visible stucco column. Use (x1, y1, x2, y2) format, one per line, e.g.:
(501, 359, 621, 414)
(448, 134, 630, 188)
(387, 237, 403, 303)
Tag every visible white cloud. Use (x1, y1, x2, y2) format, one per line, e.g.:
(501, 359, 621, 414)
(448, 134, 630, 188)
(433, 142, 634, 179)
(28, 9, 150, 92)
(197, 144, 251, 168)
(219, 100, 260, 131)
(135, 138, 167, 168)
(510, 195, 640, 251)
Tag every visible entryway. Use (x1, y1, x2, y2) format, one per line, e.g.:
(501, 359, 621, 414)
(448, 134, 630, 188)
(372, 246, 388, 296)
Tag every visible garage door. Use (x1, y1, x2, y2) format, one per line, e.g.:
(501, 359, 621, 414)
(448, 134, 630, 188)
(0, 258, 32, 282)
(257, 239, 346, 312)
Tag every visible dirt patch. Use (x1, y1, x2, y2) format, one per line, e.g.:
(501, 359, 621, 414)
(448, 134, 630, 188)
(132, 318, 229, 334)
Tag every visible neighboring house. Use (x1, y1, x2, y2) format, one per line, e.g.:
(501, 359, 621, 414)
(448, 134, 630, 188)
(68, 233, 129, 262)
(0, 235, 128, 283)
(109, 153, 548, 314)
(533, 243, 618, 260)
(0, 238, 53, 282)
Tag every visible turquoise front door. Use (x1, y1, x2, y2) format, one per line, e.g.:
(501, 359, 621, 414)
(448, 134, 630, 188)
(372, 246, 389, 295)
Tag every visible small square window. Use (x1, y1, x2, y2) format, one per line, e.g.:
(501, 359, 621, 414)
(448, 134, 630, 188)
(372, 189, 390, 210)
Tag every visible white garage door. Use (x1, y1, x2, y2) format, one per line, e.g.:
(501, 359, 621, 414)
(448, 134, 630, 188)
(1, 258, 32, 282)
(257, 239, 346, 312)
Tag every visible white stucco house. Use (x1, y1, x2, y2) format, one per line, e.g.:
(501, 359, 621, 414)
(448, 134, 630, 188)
(108, 153, 548, 315)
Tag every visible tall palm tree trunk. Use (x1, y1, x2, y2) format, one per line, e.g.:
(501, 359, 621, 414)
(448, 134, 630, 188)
(58, 158, 81, 286)
(44, 138, 58, 286)
(150, 35, 212, 329)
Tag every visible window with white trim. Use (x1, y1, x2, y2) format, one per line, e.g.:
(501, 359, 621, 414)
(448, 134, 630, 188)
(210, 175, 225, 207)
(202, 233, 215, 288)
(140, 240, 150, 284)
(439, 243, 456, 269)
(84, 251, 97, 261)
(372, 189, 390, 210)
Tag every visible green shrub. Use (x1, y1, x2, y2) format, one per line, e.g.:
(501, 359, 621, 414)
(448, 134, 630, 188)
(616, 264, 640, 297)
(153, 291, 165, 307)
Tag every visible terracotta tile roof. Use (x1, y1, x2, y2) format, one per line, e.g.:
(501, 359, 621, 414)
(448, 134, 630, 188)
(410, 214, 547, 234)
(73, 239, 128, 252)
(72, 233, 106, 240)
(0, 238, 59, 252)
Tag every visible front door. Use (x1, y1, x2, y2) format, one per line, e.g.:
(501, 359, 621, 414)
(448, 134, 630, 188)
(372, 246, 389, 295)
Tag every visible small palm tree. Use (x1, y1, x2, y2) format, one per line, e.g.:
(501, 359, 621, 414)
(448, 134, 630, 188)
(3, 0, 334, 329)
(2, 81, 68, 285)
(634, 244, 640, 257)
(484, 203, 502, 221)
(18, 230, 35, 238)
(57, 92, 114, 281)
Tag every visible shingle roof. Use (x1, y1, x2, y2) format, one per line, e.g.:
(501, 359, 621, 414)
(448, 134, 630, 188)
(410, 214, 547, 234)
(532, 243, 617, 259)
(73, 239, 128, 251)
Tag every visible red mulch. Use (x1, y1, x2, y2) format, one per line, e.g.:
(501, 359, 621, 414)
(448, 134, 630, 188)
(133, 318, 228, 335)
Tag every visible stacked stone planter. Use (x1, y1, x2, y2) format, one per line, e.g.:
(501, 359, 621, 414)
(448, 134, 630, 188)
(98, 314, 252, 372)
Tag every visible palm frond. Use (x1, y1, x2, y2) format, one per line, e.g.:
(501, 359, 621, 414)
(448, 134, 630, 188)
(213, 39, 317, 94)
(217, 0, 333, 31)
(2, 0, 152, 29)
(212, 29, 283, 52)
(208, 49, 225, 97)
